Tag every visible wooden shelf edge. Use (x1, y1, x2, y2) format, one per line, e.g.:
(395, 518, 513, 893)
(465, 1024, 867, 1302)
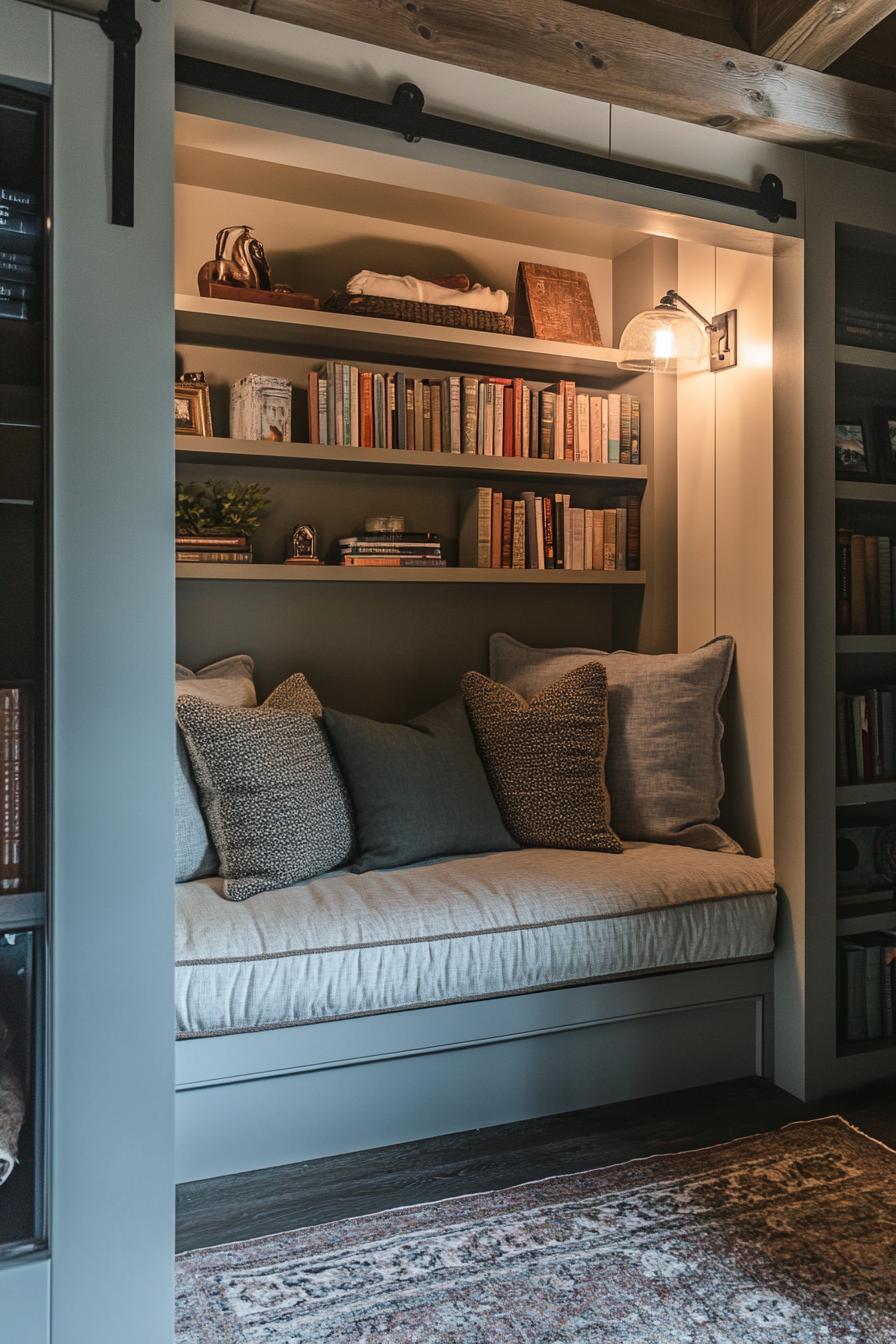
(836, 481, 896, 503)
(836, 1035, 896, 1057)
(836, 635, 896, 652)
(837, 906, 896, 935)
(0, 890, 46, 928)
(835, 343, 896, 373)
(174, 294, 633, 379)
(836, 782, 896, 805)
(175, 437, 648, 482)
(175, 563, 646, 585)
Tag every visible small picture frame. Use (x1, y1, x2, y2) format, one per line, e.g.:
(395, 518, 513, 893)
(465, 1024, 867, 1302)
(875, 407, 896, 483)
(175, 379, 213, 437)
(835, 419, 875, 480)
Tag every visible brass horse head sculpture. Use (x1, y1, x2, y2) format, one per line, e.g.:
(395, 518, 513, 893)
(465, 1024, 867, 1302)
(199, 225, 272, 293)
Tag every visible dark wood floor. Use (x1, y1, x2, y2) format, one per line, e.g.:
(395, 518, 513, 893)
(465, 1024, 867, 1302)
(175, 1074, 896, 1253)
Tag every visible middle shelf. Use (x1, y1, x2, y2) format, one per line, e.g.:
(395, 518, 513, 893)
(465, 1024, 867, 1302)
(175, 437, 649, 485)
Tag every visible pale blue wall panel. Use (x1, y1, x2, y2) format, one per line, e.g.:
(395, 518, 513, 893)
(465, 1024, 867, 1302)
(51, 3, 175, 1340)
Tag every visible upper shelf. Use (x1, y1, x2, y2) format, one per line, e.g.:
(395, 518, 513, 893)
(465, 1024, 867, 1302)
(176, 437, 648, 484)
(835, 344, 896, 374)
(174, 295, 632, 380)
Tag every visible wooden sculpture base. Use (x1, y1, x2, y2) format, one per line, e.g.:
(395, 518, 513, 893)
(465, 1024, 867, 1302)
(198, 280, 320, 310)
(283, 557, 324, 565)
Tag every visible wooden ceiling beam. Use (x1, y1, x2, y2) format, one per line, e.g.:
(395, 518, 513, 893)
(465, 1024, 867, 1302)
(198, 0, 896, 169)
(733, 0, 896, 70)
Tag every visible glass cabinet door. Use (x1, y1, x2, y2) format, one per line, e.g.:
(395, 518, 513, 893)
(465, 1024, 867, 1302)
(0, 82, 49, 1257)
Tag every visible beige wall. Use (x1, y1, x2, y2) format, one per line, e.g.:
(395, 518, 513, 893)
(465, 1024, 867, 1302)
(676, 243, 775, 858)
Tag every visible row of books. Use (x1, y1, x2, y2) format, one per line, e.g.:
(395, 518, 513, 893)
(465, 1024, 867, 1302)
(0, 685, 33, 893)
(307, 362, 640, 463)
(836, 530, 896, 636)
(459, 488, 640, 571)
(338, 532, 445, 568)
(0, 184, 40, 323)
(836, 688, 896, 784)
(840, 932, 896, 1042)
(176, 533, 252, 563)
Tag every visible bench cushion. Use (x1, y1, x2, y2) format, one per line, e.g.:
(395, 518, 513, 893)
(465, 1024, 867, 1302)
(175, 844, 776, 1039)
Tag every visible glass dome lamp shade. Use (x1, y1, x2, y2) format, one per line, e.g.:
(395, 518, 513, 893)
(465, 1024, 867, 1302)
(617, 294, 707, 373)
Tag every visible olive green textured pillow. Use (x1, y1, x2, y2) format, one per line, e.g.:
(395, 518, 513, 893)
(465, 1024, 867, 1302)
(461, 664, 621, 853)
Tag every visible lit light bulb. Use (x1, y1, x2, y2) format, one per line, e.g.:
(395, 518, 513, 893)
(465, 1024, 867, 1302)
(652, 325, 675, 361)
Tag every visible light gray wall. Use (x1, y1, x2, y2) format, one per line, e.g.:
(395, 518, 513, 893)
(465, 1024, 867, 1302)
(50, 4, 175, 1341)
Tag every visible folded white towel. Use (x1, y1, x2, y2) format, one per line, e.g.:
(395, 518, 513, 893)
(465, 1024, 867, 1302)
(346, 270, 509, 315)
(0, 1056, 24, 1185)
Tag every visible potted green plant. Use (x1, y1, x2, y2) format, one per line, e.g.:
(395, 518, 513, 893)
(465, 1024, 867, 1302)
(175, 479, 271, 562)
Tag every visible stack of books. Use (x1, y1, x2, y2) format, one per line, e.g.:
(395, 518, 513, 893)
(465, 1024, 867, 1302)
(459, 487, 640, 571)
(0, 184, 40, 322)
(308, 361, 640, 463)
(840, 931, 896, 1042)
(836, 687, 896, 784)
(176, 534, 252, 564)
(836, 529, 895, 635)
(338, 532, 445, 568)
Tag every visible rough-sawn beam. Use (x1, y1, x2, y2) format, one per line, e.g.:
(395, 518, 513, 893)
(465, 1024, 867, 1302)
(734, 0, 896, 70)
(201, 0, 896, 169)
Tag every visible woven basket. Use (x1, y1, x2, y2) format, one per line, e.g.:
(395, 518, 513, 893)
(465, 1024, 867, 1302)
(324, 291, 513, 334)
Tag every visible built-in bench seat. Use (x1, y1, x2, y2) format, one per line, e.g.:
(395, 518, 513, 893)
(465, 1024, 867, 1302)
(175, 843, 776, 1040)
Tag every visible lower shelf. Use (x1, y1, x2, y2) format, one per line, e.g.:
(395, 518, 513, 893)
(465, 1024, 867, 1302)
(837, 1035, 896, 1058)
(836, 781, 896, 805)
(175, 564, 647, 585)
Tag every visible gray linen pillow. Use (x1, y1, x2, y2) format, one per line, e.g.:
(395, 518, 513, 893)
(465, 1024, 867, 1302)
(177, 673, 353, 901)
(175, 655, 257, 882)
(462, 665, 621, 853)
(489, 632, 739, 853)
(323, 695, 518, 873)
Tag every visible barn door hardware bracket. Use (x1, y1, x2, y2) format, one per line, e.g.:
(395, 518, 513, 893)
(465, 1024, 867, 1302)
(99, 0, 158, 227)
(392, 82, 425, 143)
(174, 56, 798, 225)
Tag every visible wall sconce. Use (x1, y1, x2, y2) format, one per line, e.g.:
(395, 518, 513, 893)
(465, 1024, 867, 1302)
(617, 290, 738, 374)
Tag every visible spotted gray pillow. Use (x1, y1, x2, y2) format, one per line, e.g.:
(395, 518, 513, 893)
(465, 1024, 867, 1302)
(175, 655, 257, 883)
(176, 673, 354, 901)
(461, 664, 621, 853)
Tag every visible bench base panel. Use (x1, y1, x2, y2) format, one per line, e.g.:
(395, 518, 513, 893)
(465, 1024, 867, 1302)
(175, 960, 774, 1182)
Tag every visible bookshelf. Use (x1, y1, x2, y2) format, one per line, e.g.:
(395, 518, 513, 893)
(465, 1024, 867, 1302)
(830, 219, 896, 1064)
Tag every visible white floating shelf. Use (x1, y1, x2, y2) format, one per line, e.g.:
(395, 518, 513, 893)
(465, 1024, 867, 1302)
(174, 295, 631, 380)
(175, 563, 646, 585)
(175, 437, 648, 483)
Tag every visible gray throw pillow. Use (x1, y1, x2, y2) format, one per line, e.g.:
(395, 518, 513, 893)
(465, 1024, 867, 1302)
(176, 673, 353, 901)
(175, 655, 257, 883)
(323, 695, 518, 873)
(489, 632, 739, 853)
(462, 665, 621, 853)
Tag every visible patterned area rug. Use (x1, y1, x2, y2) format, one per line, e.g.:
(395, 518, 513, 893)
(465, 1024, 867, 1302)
(176, 1117, 896, 1343)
